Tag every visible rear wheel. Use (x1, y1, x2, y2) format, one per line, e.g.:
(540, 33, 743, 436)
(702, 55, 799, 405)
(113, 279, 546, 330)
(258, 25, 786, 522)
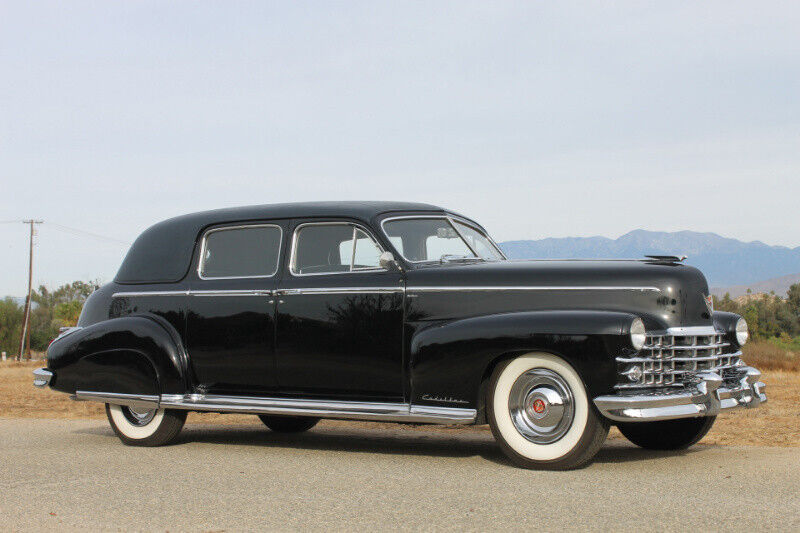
(487, 353, 609, 470)
(617, 416, 716, 450)
(258, 415, 320, 433)
(105, 404, 186, 446)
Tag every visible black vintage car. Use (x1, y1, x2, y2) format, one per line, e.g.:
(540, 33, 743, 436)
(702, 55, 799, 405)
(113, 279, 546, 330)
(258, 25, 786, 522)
(35, 202, 766, 469)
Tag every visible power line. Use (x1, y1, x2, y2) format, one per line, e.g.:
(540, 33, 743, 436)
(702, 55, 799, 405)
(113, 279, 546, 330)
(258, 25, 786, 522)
(46, 222, 131, 245)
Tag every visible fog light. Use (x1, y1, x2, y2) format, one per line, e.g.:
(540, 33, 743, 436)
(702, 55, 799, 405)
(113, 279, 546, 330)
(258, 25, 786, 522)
(623, 365, 643, 382)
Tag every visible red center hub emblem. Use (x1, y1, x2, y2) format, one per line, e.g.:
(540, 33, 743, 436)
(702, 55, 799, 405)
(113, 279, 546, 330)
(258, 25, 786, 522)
(532, 399, 546, 414)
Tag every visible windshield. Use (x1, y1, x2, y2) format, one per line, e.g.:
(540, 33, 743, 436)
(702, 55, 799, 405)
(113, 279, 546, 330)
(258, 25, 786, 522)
(382, 217, 505, 263)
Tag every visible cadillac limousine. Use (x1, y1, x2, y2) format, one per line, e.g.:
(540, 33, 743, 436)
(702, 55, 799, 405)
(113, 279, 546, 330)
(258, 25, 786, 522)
(34, 202, 766, 469)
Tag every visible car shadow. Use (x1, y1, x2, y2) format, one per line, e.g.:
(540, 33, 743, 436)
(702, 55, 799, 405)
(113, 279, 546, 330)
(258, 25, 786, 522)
(593, 442, 704, 464)
(74, 423, 708, 468)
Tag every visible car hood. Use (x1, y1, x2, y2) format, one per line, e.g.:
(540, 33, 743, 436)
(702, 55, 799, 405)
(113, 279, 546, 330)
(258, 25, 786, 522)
(404, 259, 712, 329)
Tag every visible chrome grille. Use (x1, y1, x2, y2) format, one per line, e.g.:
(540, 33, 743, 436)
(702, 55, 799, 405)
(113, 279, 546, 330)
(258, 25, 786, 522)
(616, 331, 741, 389)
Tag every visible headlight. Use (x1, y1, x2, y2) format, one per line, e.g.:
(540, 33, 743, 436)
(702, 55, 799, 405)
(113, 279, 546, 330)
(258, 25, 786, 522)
(630, 317, 646, 351)
(735, 317, 749, 346)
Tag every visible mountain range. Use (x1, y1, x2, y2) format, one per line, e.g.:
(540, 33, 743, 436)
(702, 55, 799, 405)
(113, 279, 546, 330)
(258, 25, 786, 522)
(498, 230, 800, 292)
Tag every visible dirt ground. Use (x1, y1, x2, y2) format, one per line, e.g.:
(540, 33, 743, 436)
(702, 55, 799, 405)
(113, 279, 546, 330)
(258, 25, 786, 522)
(2, 360, 797, 446)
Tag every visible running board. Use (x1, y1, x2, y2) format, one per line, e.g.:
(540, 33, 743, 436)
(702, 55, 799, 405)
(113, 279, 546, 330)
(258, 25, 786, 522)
(74, 391, 476, 424)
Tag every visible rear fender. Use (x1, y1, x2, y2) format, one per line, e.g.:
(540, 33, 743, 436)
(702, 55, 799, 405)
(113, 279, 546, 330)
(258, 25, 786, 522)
(46, 315, 188, 396)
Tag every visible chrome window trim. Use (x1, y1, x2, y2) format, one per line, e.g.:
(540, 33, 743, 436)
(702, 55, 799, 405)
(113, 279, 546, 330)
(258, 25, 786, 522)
(450, 217, 506, 260)
(289, 221, 387, 277)
(380, 214, 507, 263)
(197, 223, 283, 280)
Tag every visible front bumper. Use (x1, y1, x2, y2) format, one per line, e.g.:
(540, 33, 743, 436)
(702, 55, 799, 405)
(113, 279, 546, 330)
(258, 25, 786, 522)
(593, 366, 766, 422)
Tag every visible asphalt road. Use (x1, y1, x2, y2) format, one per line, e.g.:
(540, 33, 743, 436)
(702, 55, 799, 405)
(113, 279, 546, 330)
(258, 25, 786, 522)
(1, 418, 798, 532)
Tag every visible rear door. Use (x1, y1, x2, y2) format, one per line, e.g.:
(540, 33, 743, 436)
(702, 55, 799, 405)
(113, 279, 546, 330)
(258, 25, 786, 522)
(185, 221, 285, 396)
(275, 219, 405, 401)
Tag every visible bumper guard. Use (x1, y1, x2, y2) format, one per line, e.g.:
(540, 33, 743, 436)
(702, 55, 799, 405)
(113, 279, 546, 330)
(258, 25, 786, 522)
(33, 368, 54, 388)
(594, 366, 766, 422)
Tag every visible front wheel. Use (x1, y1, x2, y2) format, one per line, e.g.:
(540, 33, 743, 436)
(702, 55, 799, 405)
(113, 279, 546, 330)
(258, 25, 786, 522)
(106, 404, 187, 446)
(487, 353, 609, 470)
(617, 416, 716, 450)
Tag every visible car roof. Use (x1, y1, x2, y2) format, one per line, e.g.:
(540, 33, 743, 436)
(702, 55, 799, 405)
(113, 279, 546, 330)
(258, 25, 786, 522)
(177, 201, 446, 223)
(115, 201, 451, 284)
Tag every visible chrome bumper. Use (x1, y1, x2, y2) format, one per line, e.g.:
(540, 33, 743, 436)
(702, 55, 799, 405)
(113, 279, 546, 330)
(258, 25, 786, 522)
(33, 368, 54, 388)
(593, 367, 767, 422)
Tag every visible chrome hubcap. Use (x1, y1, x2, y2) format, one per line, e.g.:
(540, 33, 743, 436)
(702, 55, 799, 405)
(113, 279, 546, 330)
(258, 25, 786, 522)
(508, 368, 574, 444)
(123, 406, 156, 426)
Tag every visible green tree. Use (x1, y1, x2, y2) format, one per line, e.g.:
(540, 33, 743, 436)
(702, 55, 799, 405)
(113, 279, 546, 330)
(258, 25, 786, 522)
(0, 298, 23, 355)
(788, 283, 800, 315)
(1, 280, 101, 356)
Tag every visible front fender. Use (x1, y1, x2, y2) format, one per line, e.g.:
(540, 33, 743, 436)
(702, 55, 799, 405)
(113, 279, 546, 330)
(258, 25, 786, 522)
(46, 315, 189, 396)
(409, 310, 639, 411)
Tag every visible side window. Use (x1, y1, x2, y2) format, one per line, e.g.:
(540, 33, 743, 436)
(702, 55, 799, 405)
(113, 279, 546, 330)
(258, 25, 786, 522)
(293, 224, 383, 275)
(200, 225, 282, 278)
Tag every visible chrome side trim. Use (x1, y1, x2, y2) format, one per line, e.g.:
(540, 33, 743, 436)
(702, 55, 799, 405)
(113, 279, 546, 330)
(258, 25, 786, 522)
(159, 394, 477, 424)
(189, 289, 273, 297)
(33, 368, 53, 388)
(277, 287, 403, 296)
(408, 286, 661, 293)
(113, 290, 190, 297)
(74, 391, 160, 409)
(110, 285, 655, 297)
(197, 223, 283, 280)
(113, 290, 274, 298)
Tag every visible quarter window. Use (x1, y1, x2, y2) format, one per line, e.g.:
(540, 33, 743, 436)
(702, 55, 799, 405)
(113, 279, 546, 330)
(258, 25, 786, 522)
(200, 225, 282, 278)
(453, 220, 504, 260)
(293, 223, 383, 275)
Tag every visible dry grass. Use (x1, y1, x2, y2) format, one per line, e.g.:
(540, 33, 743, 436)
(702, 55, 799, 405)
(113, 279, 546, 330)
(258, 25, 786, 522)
(741, 341, 800, 372)
(2, 360, 798, 447)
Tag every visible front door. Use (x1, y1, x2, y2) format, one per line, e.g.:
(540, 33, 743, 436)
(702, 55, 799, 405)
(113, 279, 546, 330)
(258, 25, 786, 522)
(186, 221, 285, 396)
(275, 220, 405, 401)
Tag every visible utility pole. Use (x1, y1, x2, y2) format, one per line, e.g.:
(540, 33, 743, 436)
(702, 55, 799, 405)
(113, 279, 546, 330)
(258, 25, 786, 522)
(17, 220, 43, 361)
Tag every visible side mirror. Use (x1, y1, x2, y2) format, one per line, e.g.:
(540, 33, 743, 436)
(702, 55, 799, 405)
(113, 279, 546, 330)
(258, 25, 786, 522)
(379, 251, 400, 271)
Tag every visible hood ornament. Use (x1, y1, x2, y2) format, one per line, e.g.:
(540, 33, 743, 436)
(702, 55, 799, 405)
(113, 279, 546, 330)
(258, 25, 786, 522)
(644, 255, 688, 264)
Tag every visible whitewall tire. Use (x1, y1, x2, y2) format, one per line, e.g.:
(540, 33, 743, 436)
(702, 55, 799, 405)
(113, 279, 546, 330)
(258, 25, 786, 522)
(106, 404, 187, 446)
(487, 353, 609, 470)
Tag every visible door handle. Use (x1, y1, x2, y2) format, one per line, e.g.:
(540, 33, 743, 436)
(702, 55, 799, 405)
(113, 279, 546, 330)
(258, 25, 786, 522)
(276, 289, 301, 296)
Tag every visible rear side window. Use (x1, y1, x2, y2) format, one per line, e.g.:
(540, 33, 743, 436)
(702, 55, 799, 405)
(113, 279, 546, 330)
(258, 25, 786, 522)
(199, 225, 282, 279)
(292, 223, 383, 275)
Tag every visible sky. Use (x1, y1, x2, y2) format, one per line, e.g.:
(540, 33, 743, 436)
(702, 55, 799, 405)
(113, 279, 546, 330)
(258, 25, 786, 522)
(1, 1, 799, 296)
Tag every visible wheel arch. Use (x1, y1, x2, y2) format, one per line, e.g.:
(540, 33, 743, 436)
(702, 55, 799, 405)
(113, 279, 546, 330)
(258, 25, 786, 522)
(409, 310, 639, 416)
